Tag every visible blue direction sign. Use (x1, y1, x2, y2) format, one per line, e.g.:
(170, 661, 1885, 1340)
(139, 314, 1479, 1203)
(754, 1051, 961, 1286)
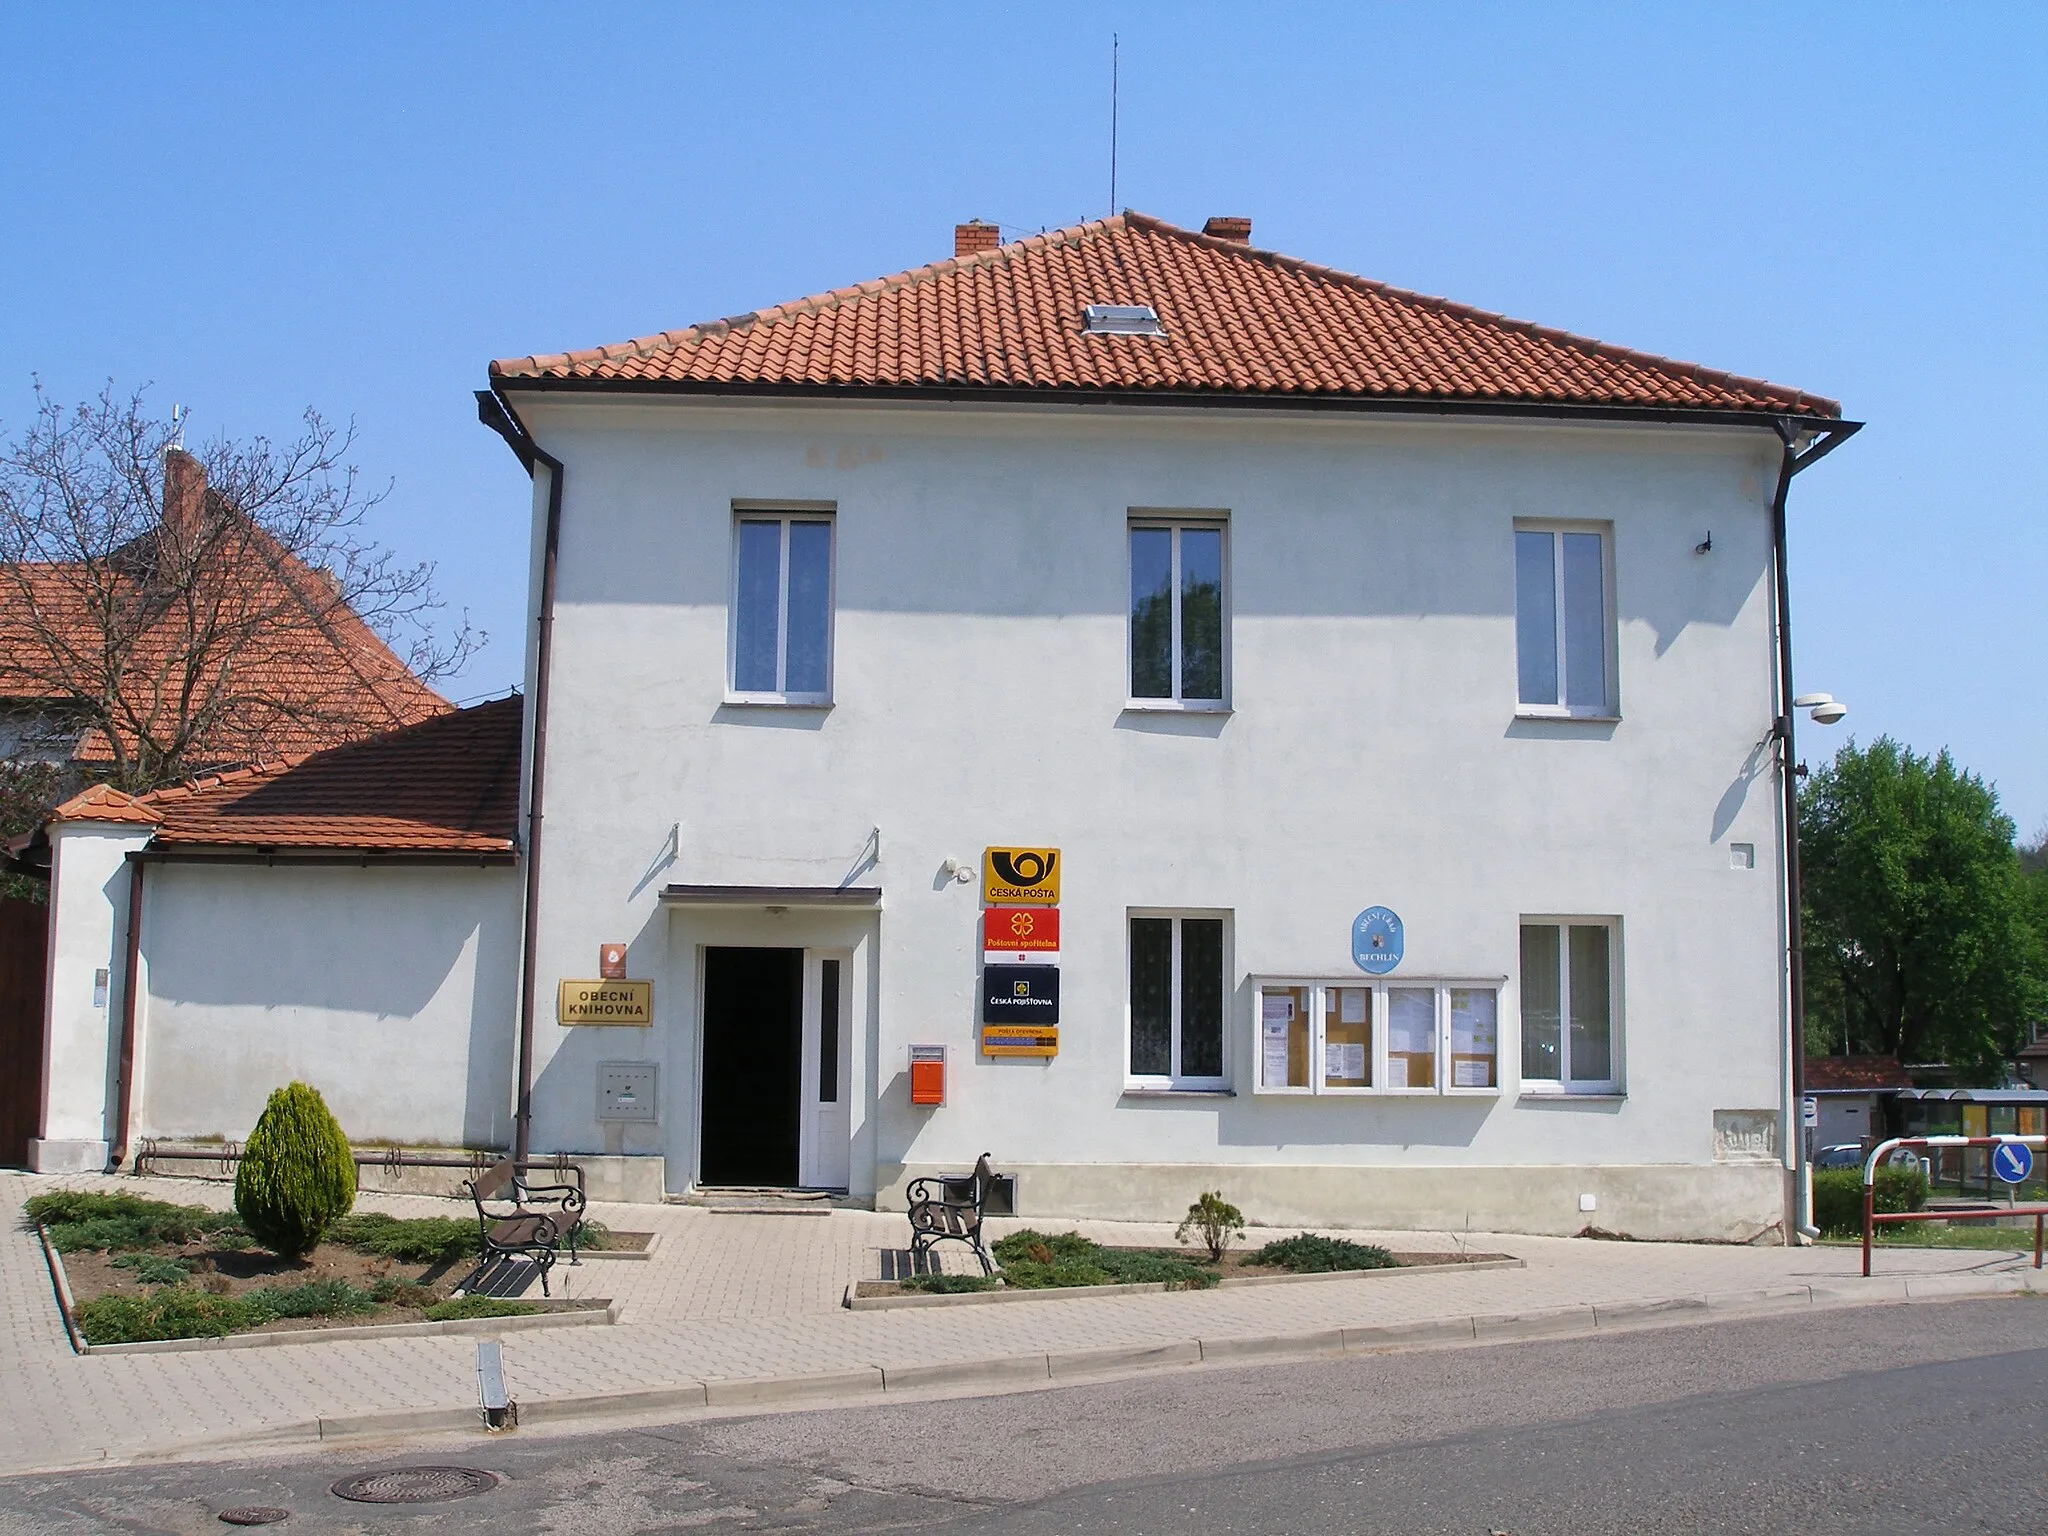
(1351, 907, 1404, 975)
(1992, 1140, 2034, 1185)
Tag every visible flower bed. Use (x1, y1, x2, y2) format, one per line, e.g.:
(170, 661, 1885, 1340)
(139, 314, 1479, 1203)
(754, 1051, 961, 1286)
(857, 1228, 1508, 1300)
(27, 1192, 625, 1344)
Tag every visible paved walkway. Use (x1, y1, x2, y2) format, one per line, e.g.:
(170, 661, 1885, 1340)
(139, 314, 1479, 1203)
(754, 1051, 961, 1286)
(5, 1169, 2043, 1476)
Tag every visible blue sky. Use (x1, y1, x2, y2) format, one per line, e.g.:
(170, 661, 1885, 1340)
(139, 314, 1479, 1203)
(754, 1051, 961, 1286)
(3, 5, 2042, 833)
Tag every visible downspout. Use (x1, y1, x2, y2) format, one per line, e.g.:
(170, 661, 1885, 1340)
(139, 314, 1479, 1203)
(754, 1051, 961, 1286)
(477, 388, 561, 1167)
(109, 854, 144, 1169)
(1770, 414, 1862, 1242)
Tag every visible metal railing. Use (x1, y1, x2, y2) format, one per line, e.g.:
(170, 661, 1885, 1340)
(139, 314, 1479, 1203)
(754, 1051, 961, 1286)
(1860, 1135, 2047, 1277)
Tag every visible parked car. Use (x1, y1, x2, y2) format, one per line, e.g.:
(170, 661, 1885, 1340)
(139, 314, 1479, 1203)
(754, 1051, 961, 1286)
(1813, 1143, 1865, 1169)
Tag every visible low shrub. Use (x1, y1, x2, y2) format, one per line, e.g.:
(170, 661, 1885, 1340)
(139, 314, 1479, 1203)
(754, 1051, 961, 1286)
(1812, 1165, 1929, 1236)
(898, 1272, 1000, 1294)
(1176, 1191, 1247, 1262)
(234, 1082, 357, 1260)
(992, 1229, 1216, 1291)
(25, 1192, 234, 1253)
(111, 1253, 193, 1285)
(423, 1295, 540, 1322)
(1248, 1233, 1397, 1273)
(75, 1287, 260, 1344)
(243, 1278, 378, 1321)
(331, 1212, 479, 1264)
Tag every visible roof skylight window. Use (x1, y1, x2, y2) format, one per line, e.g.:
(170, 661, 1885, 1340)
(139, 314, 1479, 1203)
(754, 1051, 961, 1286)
(1081, 303, 1165, 336)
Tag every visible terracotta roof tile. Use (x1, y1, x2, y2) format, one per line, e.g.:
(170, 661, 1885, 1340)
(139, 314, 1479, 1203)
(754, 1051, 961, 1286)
(48, 783, 159, 827)
(493, 214, 1838, 418)
(0, 529, 447, 771)
(115, 696, 522, 854)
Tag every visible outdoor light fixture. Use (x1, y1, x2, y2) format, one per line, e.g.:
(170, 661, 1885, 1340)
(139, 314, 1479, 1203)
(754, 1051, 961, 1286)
(940, 858, 975, 884)
(1793, 692, 1848, 726)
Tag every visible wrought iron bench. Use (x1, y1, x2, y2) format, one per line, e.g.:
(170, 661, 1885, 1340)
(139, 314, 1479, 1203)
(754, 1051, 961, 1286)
(906, 1152, 999, 1275)
(464, 1158, 587, 1296)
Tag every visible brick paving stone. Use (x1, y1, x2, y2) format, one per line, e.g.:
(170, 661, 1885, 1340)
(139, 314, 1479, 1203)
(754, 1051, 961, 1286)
(3, 1169, 2040, 1475)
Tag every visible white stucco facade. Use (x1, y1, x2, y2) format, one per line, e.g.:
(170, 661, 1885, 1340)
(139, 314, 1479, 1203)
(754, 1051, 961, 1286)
(132, 863, 519, 1150)
(507, 397, 1798, 1239)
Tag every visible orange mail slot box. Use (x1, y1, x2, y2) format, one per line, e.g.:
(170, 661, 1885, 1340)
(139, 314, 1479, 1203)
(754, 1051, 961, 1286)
(909, 1044, 946, 1106)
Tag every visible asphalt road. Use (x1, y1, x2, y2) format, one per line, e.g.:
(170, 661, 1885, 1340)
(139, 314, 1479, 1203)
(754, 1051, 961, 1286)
(4, 1298, 2045, 1534)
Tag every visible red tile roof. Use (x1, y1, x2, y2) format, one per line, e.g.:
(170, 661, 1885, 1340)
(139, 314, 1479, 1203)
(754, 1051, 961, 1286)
(0, 516, 447, 772)
(72, 696, 522, 854)
(1805, 1055, 1916, 1092)
(47, 783, 158, 827)
(493, 212, 1838, 418)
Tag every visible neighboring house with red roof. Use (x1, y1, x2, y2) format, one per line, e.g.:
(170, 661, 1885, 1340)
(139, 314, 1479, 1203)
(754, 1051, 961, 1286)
(20, 699, 521, 1172)
(31, 215, 1859, 1235)
(1803, 1054, 1917, 1152)
(0, 448, 447, 787)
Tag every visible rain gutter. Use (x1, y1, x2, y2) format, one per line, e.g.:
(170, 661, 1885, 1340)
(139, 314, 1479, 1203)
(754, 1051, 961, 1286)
(476, 387, 562, 1167)
(1769, 415, 1862, 1241)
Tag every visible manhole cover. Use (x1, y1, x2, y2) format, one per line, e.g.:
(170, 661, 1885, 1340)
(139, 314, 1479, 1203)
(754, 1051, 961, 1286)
(330, 1466, 499, 1504)
(218, 1511, 291, 1527)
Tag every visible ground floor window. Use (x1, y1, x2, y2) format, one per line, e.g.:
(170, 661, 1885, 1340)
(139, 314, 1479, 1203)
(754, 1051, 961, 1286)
(1129, 913, 1227, 1086)
(1519, 919, 1619, 1093)
(1255, 979, 1499, 1096)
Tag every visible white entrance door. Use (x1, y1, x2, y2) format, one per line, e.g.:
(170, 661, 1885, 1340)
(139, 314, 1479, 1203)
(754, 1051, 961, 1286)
(798, 952, 852, 1189)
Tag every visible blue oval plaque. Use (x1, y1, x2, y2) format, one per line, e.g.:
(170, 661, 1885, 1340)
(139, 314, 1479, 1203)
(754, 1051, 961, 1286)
(1352, 907, 1404, 975)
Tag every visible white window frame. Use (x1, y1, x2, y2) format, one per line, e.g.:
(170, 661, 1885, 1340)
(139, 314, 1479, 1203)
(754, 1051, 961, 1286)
(1513, 519, 1617, 719)
(1249, 977, 1505, 1098)
(1126, 514, 1230, 711)
(1125, 909, 1232, 1091)
(727, 507, 835, 706)
(1517, 916, 1623, 1096)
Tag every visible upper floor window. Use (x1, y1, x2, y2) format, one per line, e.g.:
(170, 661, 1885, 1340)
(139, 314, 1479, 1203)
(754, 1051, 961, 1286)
(731, 512, 833, 704)
(1130, 518, 1227, 708)
(1515, 523, 1612, 715)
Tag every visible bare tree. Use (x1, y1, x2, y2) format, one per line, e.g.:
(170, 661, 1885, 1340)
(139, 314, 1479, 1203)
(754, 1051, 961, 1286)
(0, 383, 478, 793)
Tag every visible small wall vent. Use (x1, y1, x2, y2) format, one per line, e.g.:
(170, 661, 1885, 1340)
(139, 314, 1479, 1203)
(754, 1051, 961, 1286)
(1081, 303, 1165, 336)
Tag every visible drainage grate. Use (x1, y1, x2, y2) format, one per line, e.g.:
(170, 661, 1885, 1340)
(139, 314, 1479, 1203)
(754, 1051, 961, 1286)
(217, 1510, 291, 1527)
(330, 1466, 500, 1504)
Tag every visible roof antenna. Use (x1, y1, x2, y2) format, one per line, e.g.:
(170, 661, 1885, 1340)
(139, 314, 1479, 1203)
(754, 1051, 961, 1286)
(1108, 33, 1119, 217)
(169, 403, 184, 450)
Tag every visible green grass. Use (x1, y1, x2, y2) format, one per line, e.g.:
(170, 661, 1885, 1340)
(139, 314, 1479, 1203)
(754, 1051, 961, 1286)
(75, 1287, 259, 1344)
(423, 1295, 541, 1321)
(1822, 1224, 2045, 1252)
(329, 1211, 479, 1263)
(24, 1192, 241, 1253)
(990, 1229, 1217, 1290)
(899, 1272, 1001, 1294)
(1247, 1233, 1398, 1273)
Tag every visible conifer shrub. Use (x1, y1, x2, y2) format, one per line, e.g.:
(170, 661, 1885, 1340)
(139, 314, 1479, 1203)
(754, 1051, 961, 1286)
(233, 1082, 357, 1260)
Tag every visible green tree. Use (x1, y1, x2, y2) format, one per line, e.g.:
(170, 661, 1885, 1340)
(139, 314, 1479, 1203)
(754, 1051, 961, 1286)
(0, 759, 63, 901)
(1799, 739, 2046, 1077)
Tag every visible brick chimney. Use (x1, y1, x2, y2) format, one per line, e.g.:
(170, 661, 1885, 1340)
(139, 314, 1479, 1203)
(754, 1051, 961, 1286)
(954, 221, 1001, 259)
(162, 448, 207, 549)
(1202, 216, 1252, 245)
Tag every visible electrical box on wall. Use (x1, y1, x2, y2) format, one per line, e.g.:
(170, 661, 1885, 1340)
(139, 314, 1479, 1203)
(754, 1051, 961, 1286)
(909, 1044, 945, 1106)
(597, 1062, 658, 1122)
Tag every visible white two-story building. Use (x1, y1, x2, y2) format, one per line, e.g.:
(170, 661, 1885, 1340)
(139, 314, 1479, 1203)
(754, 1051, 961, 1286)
(474, 213, 1856, 1239)
(24, 212, 1856, 1239)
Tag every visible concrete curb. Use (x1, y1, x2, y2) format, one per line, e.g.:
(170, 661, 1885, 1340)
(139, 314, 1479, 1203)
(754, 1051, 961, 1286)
(844, 1256, 1527, 1311)
(81, 1301, 618, 1356)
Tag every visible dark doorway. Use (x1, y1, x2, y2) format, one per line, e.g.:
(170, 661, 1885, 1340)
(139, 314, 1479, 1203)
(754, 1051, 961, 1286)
(699, 946, 802, 1187)
(0, 896, 50, 1168)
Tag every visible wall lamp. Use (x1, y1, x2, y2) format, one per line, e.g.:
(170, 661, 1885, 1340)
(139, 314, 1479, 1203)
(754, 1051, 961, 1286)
(1793, 692, 1848, 726)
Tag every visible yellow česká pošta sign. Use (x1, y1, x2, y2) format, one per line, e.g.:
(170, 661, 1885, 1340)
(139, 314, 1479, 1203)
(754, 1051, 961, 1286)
(558, 979, 653, 1025)
(983, 847, 1060, 905)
